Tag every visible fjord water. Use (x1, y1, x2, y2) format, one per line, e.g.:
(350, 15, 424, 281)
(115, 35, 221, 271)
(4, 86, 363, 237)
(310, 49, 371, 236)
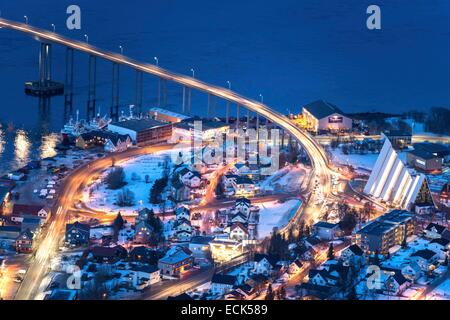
(0, 0, 449, 173)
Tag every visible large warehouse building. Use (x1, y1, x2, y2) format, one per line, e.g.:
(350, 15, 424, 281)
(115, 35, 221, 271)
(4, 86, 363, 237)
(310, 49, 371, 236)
(363, 134, 434, 210)
(302, 100, 352, 133)
(108, 118, 172, 146)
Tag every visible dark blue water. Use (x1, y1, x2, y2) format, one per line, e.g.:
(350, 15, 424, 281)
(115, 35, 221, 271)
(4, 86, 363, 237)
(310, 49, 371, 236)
(0, 0, 450, 173)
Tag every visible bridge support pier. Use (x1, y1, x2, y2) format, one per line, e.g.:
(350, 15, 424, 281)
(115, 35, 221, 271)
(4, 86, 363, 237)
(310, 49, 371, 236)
(207, 93, 211, 118)
(134, 70, 143, 115)
(236, 104, 240, 131)
(256, 113, 260, 140)
(182, 86, 186, 113)
(39, 43, 52, 84)
(111, 62, 120, 121)
(163, 79, 167, 107)
(87, 55, 97, 120)
(188, 87, 192, 114)
(226, 101, 229, 124)
(246, 110, 250, 130)
(64, 47, 74, 117)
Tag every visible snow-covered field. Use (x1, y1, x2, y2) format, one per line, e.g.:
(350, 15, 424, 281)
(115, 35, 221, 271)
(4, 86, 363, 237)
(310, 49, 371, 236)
(260, 164, 307, 193)
(84, 153, 171, 216)
(330, 147, 408, 172)
(257, 199, 302, 239)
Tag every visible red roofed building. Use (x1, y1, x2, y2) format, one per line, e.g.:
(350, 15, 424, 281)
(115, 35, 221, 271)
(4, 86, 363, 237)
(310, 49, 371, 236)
(11, 204, 51, 224)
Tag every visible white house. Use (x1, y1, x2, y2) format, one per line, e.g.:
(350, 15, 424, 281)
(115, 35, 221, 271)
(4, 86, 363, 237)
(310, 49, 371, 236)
(210, 274, 237, 297)
(312, 221, 340, 241)
(252, 254, 276, 276)
(130, 265, 161, 290)
(178, 168, 202, 188)
(229, 223, 249, 242)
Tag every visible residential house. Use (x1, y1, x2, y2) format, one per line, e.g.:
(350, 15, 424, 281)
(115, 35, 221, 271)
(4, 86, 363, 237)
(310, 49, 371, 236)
(129, 264, 161, 290)
(175, 206, 191, 221)
(234, 197, 251, 216)
(189, 235, 214, 264)
(91, 245, 127, 263)
(234, 176, 256, 197)
(423, 223, 447, 240)
(210, 274, 238, 296)
(15, 229, 33, 253)
(312, 221, 340, 240)
(224, 284, 257, 300)
(288, 259, 304, 275)
(252, 254, 277, 276)
(174, 218, 193, 242)
(136, 208, 153, 224)
(158, 246, 194, 277)
(134, 221, 154, 244)
(65, 222, 91, 246)
(428, 238, 450, 257)
(11, 204, 51, 224)
(178, 168, 202, 188)
(340, 244, 365, 269)
(172, 179, 192, 202)
(440, 183, 450, 205)
(229, 222, 249, 242)
(410, 249, 439, 272)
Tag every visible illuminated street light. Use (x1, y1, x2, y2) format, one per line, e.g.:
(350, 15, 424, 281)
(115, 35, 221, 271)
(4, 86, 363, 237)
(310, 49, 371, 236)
(154, 56, 159, 66)
(51, 23, 55, 32)
(84, 34, 89, 43)
(259, 94, 264, 104)
(190, 68, 195, 78)
(227, 80, 231, 90)
(119, 45, 123, 55)
(23, 15, 28, 24)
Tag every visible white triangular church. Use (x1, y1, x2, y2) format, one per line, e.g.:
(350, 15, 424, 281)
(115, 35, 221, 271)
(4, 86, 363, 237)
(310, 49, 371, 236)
(363, 134, 433, 210)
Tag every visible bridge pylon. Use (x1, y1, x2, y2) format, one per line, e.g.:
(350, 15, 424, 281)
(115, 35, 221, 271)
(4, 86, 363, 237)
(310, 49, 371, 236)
(86, 55, 97, 120)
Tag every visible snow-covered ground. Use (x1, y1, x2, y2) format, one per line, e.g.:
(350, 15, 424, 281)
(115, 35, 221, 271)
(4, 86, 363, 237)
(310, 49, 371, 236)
(84, 153, 171, 216)
(259, 164, 307, 193)
(330, 146, 408, 172)
(257, 199, 302, 239)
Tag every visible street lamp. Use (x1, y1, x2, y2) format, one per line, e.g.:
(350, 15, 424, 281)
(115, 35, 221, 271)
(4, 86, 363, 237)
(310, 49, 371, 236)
(51, 24, 55, 32)
(154, 56, 159, 66)
(24, 15, 28, 24)
(227, 80, 231, 90)
(190, 68, 195, 78)
(84, 34, 89, 43)
(119, 45, 123, 55)
(259, 94, 264, 104)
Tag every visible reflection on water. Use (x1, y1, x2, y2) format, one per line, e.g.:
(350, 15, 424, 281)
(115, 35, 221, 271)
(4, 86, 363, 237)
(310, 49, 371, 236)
(40, 133, 59, 159)
(14, 129, 31, 167)
(0, 125, 5, 156)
